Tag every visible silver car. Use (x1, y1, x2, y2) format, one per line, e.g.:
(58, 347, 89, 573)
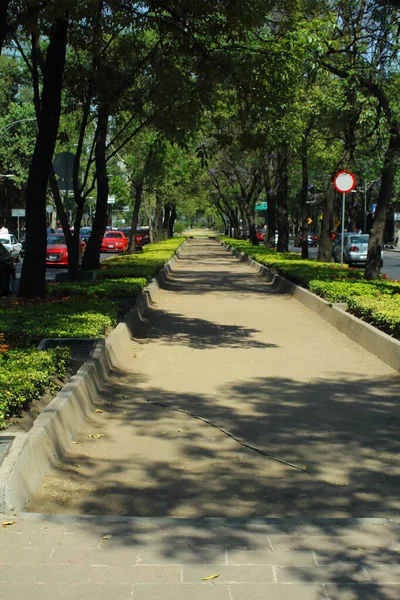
(0, 233, 23, 261)
(333, 234, 382, 267)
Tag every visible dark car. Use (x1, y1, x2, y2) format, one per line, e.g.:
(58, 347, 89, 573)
(294, 232, 319, 247)
(80, 227, 92, 243)
(0, 242, 16, 296)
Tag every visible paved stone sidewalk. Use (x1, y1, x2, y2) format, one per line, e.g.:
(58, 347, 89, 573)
(0, 514, 399, 599)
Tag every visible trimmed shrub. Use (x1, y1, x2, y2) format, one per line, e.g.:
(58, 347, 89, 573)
(48, 278, 147, 299)
(0, 298, 122, 346)
(0, 346, 71, 429)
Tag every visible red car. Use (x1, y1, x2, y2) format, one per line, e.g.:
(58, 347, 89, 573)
(256, 227, 266, 242)
(46, 234, 86, 267)
(101, 230, 129, 252)
(135, 227, 150, 247)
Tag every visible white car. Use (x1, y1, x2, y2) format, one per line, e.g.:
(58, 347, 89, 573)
(0, 233, 23, 261)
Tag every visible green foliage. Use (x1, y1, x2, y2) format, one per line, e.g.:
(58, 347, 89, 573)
(0, 347, 71, 429)
(174, 221, 186, 234)
(98, 237, 185, 280)
(347, 295, 400, 338)
(47, 278, 147, 299)
(309, 280, 400, 303)
(0, 299, 122, 346)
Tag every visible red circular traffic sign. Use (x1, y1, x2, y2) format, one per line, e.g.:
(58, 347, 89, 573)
(334, 170, 356, 193)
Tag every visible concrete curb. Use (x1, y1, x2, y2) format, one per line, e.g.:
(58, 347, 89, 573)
(222, 241, 400, 373)
(0, 243, 185, 513)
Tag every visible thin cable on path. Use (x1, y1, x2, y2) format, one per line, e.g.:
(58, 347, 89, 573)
(145, 400, 310, 473)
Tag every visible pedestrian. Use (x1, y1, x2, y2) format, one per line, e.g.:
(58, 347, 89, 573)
(0, 222, 9, 234)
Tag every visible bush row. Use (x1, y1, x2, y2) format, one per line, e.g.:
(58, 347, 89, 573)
(222, 237, 400, 339)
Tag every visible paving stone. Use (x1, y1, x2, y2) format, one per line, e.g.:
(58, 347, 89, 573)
(365, 564, 400, 583)
(14, 533, 101, 549)
(229, 583, 328, 600)
(268, 535, 394, 551)
(0, 563, 91, 583)
(183, 565, 274, 583)
(137, 545, 226, 565)
(132, 583, 231, 599)
(0, 583, 39, 600)
(276, 565, 370, 584)
(0, 546, 53, 564)
(227, 548, 315, 565)
(268, 536, 340, 550)
(324, 583, 400, 600)
(49, 547, 140, 566)
(90, 564, 181, 584)
(33, 583, 133, 600)
(315, 548, 400, 565)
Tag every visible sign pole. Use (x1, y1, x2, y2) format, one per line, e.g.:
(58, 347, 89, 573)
(333, 170, 357, 269)
(341, 192, 345, 268)
(17, 215, 20, 240)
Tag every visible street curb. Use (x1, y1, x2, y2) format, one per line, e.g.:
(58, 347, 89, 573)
(0, 243, 185, 513)
(222, 242, 400, 373)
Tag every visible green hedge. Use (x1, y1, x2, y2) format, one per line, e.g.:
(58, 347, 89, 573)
(308, 280, 400, 303)
(98, 238, 184, 280)
(47, 278, 147, 299)
(0, 347, 71, 429)
(347, 295, 400, 338)
(0, 298, 122, 346)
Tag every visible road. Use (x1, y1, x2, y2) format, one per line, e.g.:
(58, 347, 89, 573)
(288, 243, 400, 281)
(14, 253, 110, 293)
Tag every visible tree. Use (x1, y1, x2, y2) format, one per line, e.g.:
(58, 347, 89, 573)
(18, 15, 68, 298)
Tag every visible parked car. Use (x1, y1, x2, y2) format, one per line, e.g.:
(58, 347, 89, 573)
(294, 232, 319, 247)
(46, 234, 86, 267)
(80, 227, 92, 243)
(101, 230, 129, 253)
(256, 227, 266, 243)
(136, 226, 150, 246)
(0, 233, 23, 261)
(333, 234, 383, 267)
(0, 242, 16, 296)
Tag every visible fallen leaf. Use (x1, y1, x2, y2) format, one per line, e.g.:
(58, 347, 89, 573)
(1, 520, 15, 528)
(88, 434, 104, 439)
(72, 441, 79, 444)
(177, 428, 183, 433)
(102, 534, 112, 539)
(202, 574, 220, 581)
(95, 409, 104, 413)
(74, 464, 81, 468)
(122, 411, 128, 415)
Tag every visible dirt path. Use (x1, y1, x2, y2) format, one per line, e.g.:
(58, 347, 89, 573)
(27, 239, 400, 518)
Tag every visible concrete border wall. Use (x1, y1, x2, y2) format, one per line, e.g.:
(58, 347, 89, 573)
(223, 241, 400, 373)
(0, 243, 185, 513)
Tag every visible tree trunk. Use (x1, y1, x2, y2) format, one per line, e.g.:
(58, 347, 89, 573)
(169, 204, 177, 237)
(18, 18, 68, 299)
(300, 133, 309, 259)
(365, 131, 400, 279)
(163, 203, 172, 239)
(128, 182, 142, 253)
(81, 106, 109, 271)
(0, 1, 11, 55)
(276, 149, 289, 252)
(153, 190, 163, 241)
(317, 182, 335, 262)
